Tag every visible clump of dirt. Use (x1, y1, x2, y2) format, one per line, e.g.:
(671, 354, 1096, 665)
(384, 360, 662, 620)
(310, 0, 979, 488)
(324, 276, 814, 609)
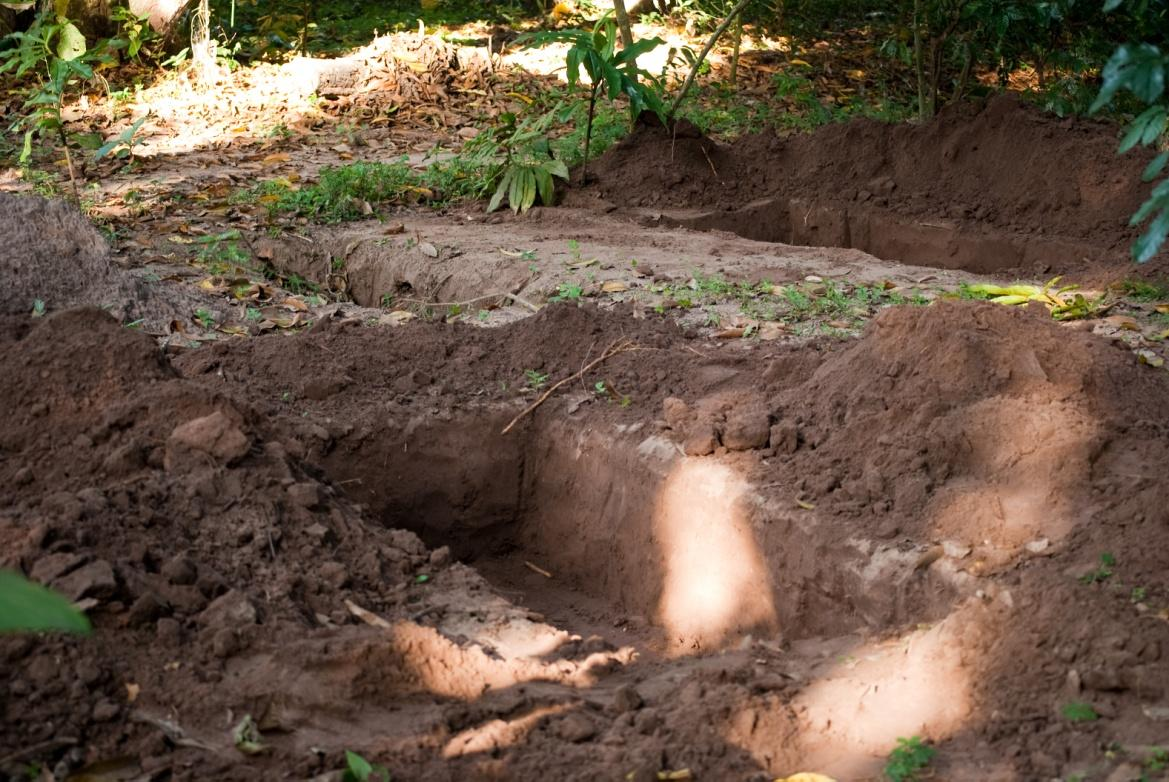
(0, 193, 140, 317)
(584, 97, 1164, 274)
(4, 301, 1169, 780)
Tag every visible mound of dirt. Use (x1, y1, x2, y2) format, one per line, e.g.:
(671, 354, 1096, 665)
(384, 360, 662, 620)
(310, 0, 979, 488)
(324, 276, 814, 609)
(585, 97, 1163, 274)
(0, 193, 141, 318)
(4, 301, 1169, 780)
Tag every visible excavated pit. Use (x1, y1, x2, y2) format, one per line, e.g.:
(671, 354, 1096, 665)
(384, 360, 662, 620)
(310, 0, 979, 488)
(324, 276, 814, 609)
(314, 408, 960, 654)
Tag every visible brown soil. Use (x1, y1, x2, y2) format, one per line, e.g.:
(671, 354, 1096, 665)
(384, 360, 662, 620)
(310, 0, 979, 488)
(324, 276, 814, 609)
(4, 296, 1169, 781)
(581, 96, 1166, 278)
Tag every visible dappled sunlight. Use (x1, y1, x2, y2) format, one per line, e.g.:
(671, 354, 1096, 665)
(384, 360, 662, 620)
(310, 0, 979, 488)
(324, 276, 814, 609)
(390, 620, 636, 700)
(442, 704, 571, 758)
(926, 396, 1099, 551)
(654, 459, 777, 655)
(727, 602, 984, 779)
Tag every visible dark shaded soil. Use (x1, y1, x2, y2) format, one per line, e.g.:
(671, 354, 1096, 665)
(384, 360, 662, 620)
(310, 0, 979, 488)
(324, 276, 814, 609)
(582, 96, 1168, 278)
(4, 299, 1168, 780)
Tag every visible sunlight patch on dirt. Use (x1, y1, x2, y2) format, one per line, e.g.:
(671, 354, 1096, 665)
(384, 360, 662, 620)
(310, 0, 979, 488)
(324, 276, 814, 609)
(654, 459, 778, 655)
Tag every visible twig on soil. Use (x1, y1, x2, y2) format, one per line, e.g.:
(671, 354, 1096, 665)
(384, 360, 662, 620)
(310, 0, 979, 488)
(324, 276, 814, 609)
(0, 737, 79, 767)
(524, 560, 553, 578)
(700, 144, 720, 180)
(346, 599, 393, 629)
(668, 0, 754, 117)
(131, 712, 217, 752)
(397, 292, 540, 313)
(501, 339, 640, 435)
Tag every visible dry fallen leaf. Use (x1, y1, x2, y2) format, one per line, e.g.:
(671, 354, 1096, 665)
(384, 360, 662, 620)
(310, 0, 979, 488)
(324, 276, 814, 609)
(282, 297, 309, 312)
(419, 242, 439, 258)
(1104, 315, 1140, 331)
(794, 498, 815, 510)
(758, 322, 786, 341)
(714, 327, 746, 339)
(601, 280, 628, 293)
(261, 152, 290, 165)
(385, 310, 415, 324)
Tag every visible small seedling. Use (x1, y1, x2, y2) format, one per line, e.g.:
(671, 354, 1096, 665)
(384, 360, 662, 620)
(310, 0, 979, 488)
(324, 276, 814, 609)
(194, 308, 216, 329)
(567, 238, 581, 261)
(1147, 747, 1168, 771)
(520, 249, 538, 262)
(246, 307, 263, 322)
(342, 750, 390, 782)
(550, 282, 584, 302)
(594, 380, 607, 395)
(884, 736, 935, 782)
(31, 299, 46, 317)
(1132, 585, 1148, 603)
(1061, 701, 1099, 723)
(524, 369, 549, 390)
(476, 310, 490, 322)
(1080, 552, 1116, 584)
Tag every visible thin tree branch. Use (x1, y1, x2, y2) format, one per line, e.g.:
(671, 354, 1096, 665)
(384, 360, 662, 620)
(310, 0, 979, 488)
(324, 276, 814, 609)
(668, 0, 753, 118)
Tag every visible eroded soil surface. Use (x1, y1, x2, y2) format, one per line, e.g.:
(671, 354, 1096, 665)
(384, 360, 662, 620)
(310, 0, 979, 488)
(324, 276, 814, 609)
(3, 98, 1169, 782)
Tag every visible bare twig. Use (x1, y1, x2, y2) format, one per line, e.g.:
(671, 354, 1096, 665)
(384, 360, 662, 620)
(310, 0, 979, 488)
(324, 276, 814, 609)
(524, 560, 553, 578)
(669, 0, 753, 117)
(396, 292, 540, 312)
(501, 339, 639, 434)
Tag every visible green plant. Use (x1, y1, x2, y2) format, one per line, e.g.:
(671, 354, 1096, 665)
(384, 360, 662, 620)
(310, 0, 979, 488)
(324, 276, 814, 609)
(96, 115, 148, 161)
(195, 308, 217, 329)
(0, 569, 91, 634)
(884, 735, 936, 782)
(342, 750, 390, 782)
(1, 4, 100, 195)
(111, 6, 158, 60)
(1092, 20, 1169, 262)
(550, 281, 584, 302)
(1061, 701, 1100, 723)
(480, 110, 569, 214)
(522, 15, 666, 183)
(524, 369, 549, 389)
(1080, 552, 1116, 584)
(1131, 585, 1148, 602)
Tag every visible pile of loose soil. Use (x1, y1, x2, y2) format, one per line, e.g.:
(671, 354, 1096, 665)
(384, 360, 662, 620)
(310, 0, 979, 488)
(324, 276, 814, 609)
(3, 301, 1169, 780)
(583, 97, 1166, 276)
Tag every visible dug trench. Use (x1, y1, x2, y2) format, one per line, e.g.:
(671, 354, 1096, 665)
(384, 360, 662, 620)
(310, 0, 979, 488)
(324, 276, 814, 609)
(4, 297, 1169, 780)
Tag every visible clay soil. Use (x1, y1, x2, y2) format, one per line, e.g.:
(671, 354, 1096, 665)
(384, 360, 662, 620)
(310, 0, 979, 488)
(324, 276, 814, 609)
(4, 100, 1169, 782)
(579, 95, 1168, 279)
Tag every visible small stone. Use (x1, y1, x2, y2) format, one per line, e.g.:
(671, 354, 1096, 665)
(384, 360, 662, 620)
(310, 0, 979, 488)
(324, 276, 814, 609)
(556, 713, 597, 743)
(1081, 667, 1126, 692)
(14, 467, 32, 486)
(942, 540, 972, 559)
(210, 628, 240, 658)
(682, 422, 719, 456)
(52, 559, 117, 602)
(662, 397, 689, 431)
(1025, 538, 1050, 554)
(286, 482, 321, 509)
(156, 617, 182, 645)
(126, 592, 170, 627)
(161, 556, 198, 586)
(30, 552, 87, 585)
(318, 561, 349, 590)
(165, 411, 250, 469)
(198, 589, 257, 628)
(769, 422, 798, 454)
(612, 685, 644, 713)
(1105, 763, 1143, 782)
(722, 405, 771, 451)
(91, 700, 120, 722)
(429, 546, 452, 568)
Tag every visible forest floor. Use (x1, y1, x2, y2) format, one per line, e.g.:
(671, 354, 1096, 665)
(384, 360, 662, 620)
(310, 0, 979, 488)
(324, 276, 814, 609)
(3, 25, 1169, 782)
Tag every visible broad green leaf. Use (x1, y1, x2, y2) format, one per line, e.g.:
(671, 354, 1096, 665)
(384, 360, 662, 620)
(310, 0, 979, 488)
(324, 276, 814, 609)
(487, 169, 511, 213)
(1134, 207, 1169, 262)
(547, 159, 569, 180)
(508, 168, 523, 213)
(535, 167, 554, 206)
(1103, 0, 1123, 10)
(0, 570, 91, 634)
(56, 21, 86, 61)
(1144, 151, 1169, 182)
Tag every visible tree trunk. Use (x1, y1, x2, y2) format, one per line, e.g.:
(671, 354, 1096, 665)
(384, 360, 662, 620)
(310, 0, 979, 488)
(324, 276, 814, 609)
(128, 0, 194, 36)
(612, 0, 634, 49)
(55, 0, 116, 39)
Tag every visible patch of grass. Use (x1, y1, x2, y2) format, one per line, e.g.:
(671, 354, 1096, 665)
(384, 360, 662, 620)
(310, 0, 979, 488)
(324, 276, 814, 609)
(549, 281, 584, 302)
(1079, 552, 1116, 585)
(524, 369, 549, 390)
(1120, 279, 1169, 301)
(1061, 701, 1100, 723)
(884, 735, 936, 782)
